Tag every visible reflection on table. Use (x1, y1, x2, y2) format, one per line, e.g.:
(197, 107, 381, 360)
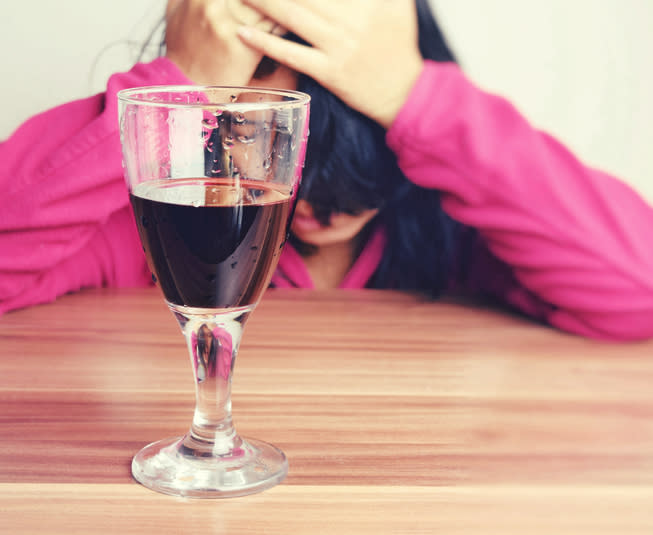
(1, 288, 653, 533)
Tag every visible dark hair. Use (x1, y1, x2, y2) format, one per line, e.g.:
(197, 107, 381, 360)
(290, 0, 469, 297)
(157, 1, 471, 296)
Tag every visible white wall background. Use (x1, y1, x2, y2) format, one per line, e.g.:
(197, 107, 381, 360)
(431, 0, 653, 202)
(1, 0, 651, 201)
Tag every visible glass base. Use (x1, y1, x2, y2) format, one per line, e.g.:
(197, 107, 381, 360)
(131, 435, 288, 498)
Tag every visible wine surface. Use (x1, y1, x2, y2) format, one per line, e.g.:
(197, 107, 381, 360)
(130, 178, 292, 309)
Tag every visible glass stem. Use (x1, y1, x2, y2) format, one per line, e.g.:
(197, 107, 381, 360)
(170, 305, 254, 458)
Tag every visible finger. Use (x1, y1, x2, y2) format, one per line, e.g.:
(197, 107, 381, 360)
(227, 0, 266, 24)
(166, 0, 183, 17)
(240, 0, 337, 49)
(238, 25, 328, 80)
(226, 0, 278, 32)
(244, 0, 349, 24)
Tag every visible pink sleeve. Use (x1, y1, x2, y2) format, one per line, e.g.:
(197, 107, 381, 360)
(0, 57, 192, 314)
(386, 61, 653, 341)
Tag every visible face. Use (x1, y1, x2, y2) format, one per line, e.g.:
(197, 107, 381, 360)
(249, 63, 297, 92)
(249, 67, 379, 249)
(290, 200, 379, 247)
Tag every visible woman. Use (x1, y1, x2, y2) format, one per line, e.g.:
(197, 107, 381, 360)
(1, 0, 652, 341)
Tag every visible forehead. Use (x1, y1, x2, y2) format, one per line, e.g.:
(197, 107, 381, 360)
(249, 65, 298, 91)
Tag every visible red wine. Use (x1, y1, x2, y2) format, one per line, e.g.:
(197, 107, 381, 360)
(130, 178, 292, 309)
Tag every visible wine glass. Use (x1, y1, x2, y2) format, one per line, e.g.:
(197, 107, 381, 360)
(118, 85, 310, 498)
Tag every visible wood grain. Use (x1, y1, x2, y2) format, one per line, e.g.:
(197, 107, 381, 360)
(1, 287, 653, 533)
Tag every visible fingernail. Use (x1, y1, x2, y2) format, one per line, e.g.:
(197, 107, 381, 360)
(237, 25, 252, 39)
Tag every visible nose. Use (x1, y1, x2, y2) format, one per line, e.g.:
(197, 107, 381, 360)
(293, 200, 314, 218)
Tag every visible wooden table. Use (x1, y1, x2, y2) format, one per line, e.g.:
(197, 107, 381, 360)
(1, 288, 653, 534)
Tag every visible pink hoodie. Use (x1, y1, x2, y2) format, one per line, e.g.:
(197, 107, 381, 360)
(1, 58, 652, 340)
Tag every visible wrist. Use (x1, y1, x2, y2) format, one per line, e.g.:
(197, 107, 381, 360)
(372, 58, 424, 129)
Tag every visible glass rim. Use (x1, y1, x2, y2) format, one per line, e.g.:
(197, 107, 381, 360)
(117, 84, 310, 110)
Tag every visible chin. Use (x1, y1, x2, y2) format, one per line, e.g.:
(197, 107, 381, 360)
(290, 228, 354, 248)
(289, 209, 379, 250)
